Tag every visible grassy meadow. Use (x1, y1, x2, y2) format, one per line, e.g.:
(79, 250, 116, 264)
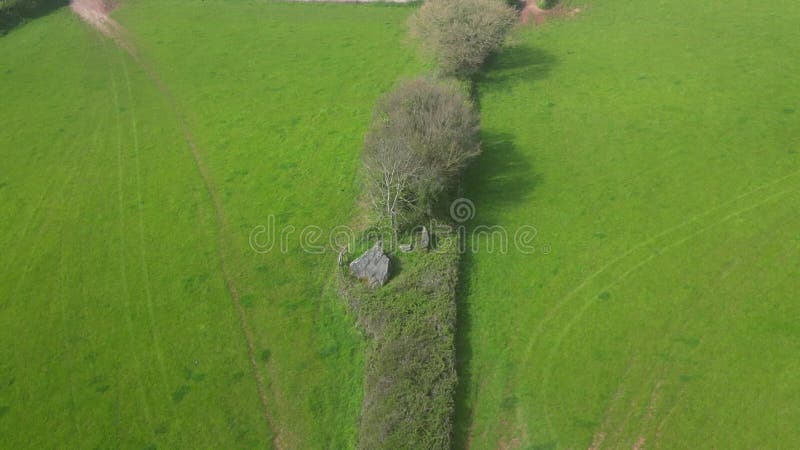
(456, 0, 800, 448)
(0, 1, 423, 447)
(1, 0, 798, 448)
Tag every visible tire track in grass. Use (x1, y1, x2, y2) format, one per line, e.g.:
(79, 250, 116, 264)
(131, 43, 284, 450)
(504, 170, 800, 444)
(115, 46, 179, 431)
(9, 164, 81, 303)
(56, 176, 82, 445)
(587, 205, 799, 449)
(109, 61, 155, 433)
(6, 123, 92, 300)
(51, 108, 116, 440)
(588, 320, 695, 449)
(522, 168, 800, 367)
(537, 187, 796, 440)
(71, 2, 281, 444)
(1, 174, 58, 268)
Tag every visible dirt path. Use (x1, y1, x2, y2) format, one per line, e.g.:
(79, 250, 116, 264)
(70, 1, 282, 447)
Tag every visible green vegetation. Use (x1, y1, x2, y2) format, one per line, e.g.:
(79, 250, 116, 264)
(343, 3, 515, 446)
(2, 0, 798, 448)
(0, 1, 424, 448)
(539, 0, 558, 9)
(339, 227, 460, 449)
(410, 0, 516, 78)
(455, 0, 800, 448)
(362, 77, 480, 229)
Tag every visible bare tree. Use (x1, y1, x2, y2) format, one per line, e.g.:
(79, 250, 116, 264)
(410, 0, 517, 78)
(362, 77, 480, 229)
(363, 130, 424, 230)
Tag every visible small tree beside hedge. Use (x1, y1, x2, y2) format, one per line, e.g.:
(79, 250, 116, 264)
(410, 0, 517, 78)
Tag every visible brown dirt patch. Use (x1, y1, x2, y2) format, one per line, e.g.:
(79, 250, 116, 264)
(70, 0, 119, 36)
(520, 1, 582, 26)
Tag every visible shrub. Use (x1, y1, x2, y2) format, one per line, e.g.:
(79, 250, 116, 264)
(410, 0, 517, 77)
(362, 77, 480, 229)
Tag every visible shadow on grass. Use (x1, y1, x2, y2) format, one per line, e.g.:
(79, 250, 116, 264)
(453, 45, 554, 449)
(476, 45, 558, 96)
(464, 131, 543, 225)
(452, 247, 476, 450)
(452, 132, 541, 449)
(0, 0, 68, 37)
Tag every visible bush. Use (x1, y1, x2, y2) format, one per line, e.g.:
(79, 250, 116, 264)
(362, 77, 480, 230)
(410, 0, 517, 77)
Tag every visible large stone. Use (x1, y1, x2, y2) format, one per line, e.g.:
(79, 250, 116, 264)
(349, 242, 391, 288)
(419, 225, 431, 250)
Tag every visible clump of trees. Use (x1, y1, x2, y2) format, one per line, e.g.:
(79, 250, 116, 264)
(362, 77, 480, 230)
(410, 0, 517, 77)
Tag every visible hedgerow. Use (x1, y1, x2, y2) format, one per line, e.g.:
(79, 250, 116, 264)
(339, 225, 460, 450)
(339, 0, 517, 448)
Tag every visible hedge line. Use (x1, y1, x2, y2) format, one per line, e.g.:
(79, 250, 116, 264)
(338, 0, 518, 447)
(340, 226, 460, 449)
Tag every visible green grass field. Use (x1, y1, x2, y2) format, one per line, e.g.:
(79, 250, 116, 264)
(456, 0, 800, 448)
(0, 1, 423, 447)
(2, 0, 799, 448)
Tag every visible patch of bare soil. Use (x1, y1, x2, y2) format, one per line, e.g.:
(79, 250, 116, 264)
(70, 0, 138, 56)
(520, 1, 582, 26)
(70, 0, 118, 37)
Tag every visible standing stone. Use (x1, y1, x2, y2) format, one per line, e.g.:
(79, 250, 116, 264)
(337, 245, 348, 266)
(399, 243, 413, 253)
(349, 242, 391, 288)
(419, 225, 430, 250)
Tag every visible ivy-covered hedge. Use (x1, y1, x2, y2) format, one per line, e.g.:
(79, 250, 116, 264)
(340, 225, 460, 450)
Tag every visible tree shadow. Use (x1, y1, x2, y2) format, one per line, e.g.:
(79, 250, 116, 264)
(476, 45, 558, 96)
(451, 131, 541, 449)
(452, 246, 476, 450)
(452, 45, 554, 448)
(0, 0, 68, 37)
(463, 131, 542, 226)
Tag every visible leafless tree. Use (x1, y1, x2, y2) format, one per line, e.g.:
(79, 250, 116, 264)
(362, 77, 480, 229)
(410, 0, 517, 78)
